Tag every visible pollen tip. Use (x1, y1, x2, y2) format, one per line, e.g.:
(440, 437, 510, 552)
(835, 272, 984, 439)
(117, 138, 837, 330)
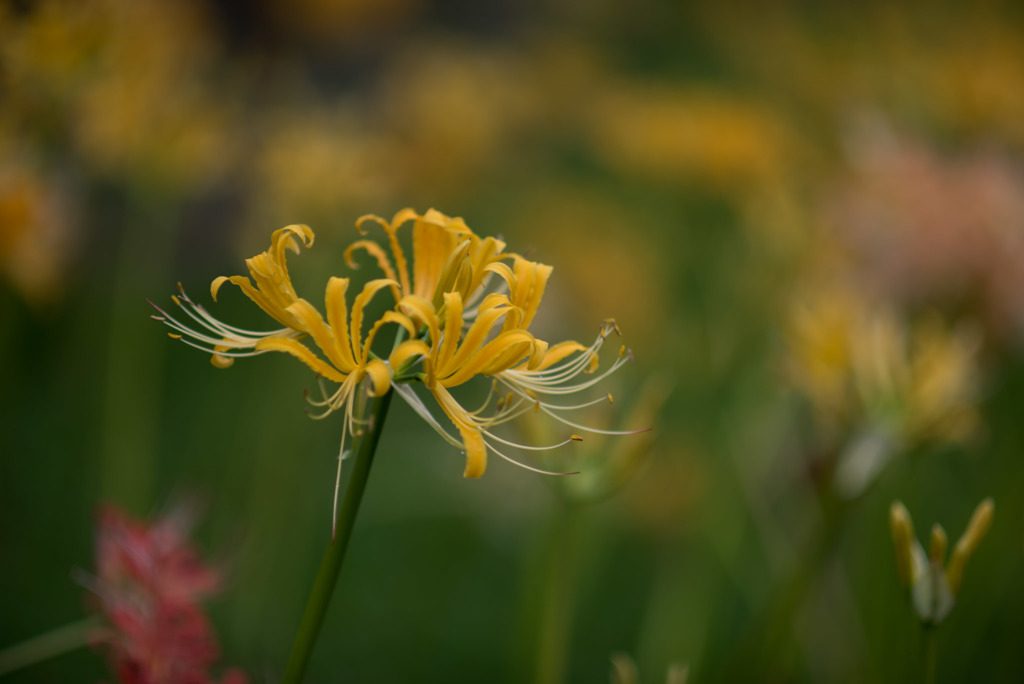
(171, 295, 181, 306)
(619, 345, 626, 358)
(302, 388, 310, 397)
(177, 281, 185, 294)
(533, 401, 541, 413)
(167, 333, 182, 339)
(607, 393, 614, 404)
(570, 434, 583, 442)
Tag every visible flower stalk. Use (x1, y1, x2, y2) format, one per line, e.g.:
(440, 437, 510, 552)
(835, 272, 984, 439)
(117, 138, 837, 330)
(282, 388, 393, 684)
(0, 618, 99, 677)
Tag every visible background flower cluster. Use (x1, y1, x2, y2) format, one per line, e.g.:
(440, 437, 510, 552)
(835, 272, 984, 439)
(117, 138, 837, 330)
(2, 0, 1023, 681)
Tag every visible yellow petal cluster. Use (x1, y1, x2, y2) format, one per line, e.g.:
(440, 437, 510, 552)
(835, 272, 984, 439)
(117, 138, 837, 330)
(156, 208, 633, 484)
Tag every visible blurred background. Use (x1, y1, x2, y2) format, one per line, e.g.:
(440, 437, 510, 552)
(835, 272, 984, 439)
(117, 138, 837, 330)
(2, 0, 1024, 681)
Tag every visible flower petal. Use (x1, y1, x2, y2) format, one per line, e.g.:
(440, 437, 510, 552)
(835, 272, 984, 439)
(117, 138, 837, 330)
(364, 359, 392, 398)
(254, 336, 347, 382)
(389, 339, 431, 373)
(432, 383, 488, 478)
(349, 279, 399, 363)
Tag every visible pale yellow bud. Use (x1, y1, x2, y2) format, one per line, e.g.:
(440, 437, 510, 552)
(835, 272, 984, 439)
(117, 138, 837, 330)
(929, 523, 948, 565)
(947, 498, 994, 596)
(890, 501, 916, 588)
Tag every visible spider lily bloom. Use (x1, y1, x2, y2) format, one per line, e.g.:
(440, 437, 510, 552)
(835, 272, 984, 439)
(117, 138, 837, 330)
(387, 275, 636, 479)
(346, 209, 638, 478)
(152, 225, 416, 521)
(345, 208, 508, 318)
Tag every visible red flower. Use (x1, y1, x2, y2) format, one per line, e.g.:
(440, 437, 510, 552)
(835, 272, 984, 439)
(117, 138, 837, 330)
(85, 504, 247, 684)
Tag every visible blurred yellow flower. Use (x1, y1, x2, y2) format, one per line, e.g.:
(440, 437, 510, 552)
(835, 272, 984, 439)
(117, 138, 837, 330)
(4, 0, 234, 192)
(786, 282, 979, 446)
(0, 155, 76, 306)
(785, 277, 981, 496)
(587, 83, 793, 190)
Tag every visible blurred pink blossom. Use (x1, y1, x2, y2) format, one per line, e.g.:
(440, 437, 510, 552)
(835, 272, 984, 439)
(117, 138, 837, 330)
(84, 504, 246, 684)
(832, 123, 1024, 339)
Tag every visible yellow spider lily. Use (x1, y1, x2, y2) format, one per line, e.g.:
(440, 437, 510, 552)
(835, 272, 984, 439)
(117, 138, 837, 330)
(346, 208, 640, 479)
(387, 271, 636, 479)
(345, 208, 508, 317)
(152, 224, 415, 524)
(155, 209, 637, 492)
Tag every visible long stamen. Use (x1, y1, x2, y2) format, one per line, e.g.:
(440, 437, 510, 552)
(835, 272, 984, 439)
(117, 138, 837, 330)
(481, 438, 579, 476)
(482, 430, 583, 452)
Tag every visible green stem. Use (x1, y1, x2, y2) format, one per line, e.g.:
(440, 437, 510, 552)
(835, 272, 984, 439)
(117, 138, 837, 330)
(100, 188, 176, 511)
(282, 389, 393, 684)
(923, 626, 938, 684)
(535, 500, 583, 684)
(0, 617, 100, 677)
(716, 489, 850, 681)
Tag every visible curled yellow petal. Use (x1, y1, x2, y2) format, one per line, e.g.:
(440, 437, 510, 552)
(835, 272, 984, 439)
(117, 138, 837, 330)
(389, 339, 431, 373)
(211, 341, 235, 369)
(397, 295, 440, 350)
(437, 292, 465, 370)
(254, 336, 347, 383)
(361, 310, 418, 363)
(354, 213, 412, 294)
(210, 275, 229, 301)
(531, 340, 588, 371)
(364, 359, 392, 398)
(350, 279, 399, 360)
(285, 298, 355, 374)
(325, 277, 358, 371)
(343, 239, 400, 290)
(432, 383, 487, 478)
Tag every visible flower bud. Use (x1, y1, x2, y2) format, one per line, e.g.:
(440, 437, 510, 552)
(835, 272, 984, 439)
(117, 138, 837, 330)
(929, 523, 948, 565)
(947, 498, 994, 596)
(889, 501, 916, 589)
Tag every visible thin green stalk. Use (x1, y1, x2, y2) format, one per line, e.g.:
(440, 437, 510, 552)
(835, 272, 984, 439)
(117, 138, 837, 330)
(0, 617, 99, 677)
(923, 626, 938, 684)
(535, 500, 583, 684)
(716, 488, 850, 681)
(282, 389, 393, 684)
(100, 188, 176, 511)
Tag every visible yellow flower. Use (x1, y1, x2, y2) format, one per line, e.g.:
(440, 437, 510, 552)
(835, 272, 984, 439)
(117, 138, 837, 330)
(345, 207, 507, 309)
(351, 208, 637, 479)
(152, 224, 415, 520)
(156, 209, 635, 495)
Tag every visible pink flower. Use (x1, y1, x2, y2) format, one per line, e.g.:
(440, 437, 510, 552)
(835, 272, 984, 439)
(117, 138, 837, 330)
(832, 122, 1024, 339)
(84, 504, 247, 684)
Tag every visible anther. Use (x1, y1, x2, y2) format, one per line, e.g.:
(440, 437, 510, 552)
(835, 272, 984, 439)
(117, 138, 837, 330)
(570, 434, 583, 441)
